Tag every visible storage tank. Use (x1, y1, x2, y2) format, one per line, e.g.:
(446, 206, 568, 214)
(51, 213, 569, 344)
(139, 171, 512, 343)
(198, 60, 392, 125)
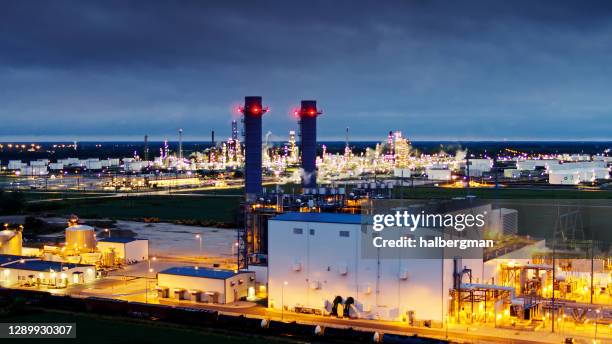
(65, 225, 96, 251)
(0, 230, 22, 255)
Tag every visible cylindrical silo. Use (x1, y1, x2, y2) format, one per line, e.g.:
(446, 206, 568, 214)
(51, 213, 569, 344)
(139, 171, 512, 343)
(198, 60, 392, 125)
(65, 225, 96, 252)
(0, 230, 22, 255)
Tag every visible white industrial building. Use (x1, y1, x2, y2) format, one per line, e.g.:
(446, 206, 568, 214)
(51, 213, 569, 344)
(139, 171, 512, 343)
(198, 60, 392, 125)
(156, 267, 255, 304)
(0, 255, 96, 288)
(565, 154, 592, 161)
(7, 160, 25, 170)
(461, 158, 492, 177)
(515, 159, 558, 171)
(503, 168, 520, 179)
(549, 161, 607, 171)
(56, 158, 75, 166)
(85, 159, 103, 170)
(548, 171, 582, 185)
(125, 161, 144, 172)
(267, 212, 485, 323)
(393, 168, 411, 178)
(547, 161, 610, 184)
(19, 166, 48, 176)
(29, 160, 47, 167)
(97, 237, 149, 264)
(425, 167, 451, 181)
(48, 163, 64, 170)
(593, 155, 612, 164)
(488, 208, 518, 237)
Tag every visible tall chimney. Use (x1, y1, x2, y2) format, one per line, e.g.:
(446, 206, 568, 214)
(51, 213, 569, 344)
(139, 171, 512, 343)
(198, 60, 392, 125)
(240, 96, 268, 201)
(297, 100, 322, 189)
(231, 120, 238, 141)
(178, 128, 183, 161)
(144, 135, 149, 161)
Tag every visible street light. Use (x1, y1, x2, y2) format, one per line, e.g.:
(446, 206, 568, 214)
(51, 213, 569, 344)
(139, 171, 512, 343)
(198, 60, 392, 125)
(447, 295, 452, 339)
(195, 233, 202, 255)
(281, 281, 288, 321)
(147, 256, 157, 272)
(594, 309, 601, 344)
(104, 228, 110, 238)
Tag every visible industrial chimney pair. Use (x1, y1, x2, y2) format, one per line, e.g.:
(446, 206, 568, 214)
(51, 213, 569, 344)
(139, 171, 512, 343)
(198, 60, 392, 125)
(239, 96, 321, 201)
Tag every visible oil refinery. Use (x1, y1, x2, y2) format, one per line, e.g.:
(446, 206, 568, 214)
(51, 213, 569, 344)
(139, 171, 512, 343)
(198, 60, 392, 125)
(0, 96, 610, 344)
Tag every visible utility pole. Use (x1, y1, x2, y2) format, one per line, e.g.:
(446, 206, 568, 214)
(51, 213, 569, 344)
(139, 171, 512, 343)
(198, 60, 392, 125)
(466, 151, 471, 196)
(552, 243, 555, 333)
(590, 240, 594, 304)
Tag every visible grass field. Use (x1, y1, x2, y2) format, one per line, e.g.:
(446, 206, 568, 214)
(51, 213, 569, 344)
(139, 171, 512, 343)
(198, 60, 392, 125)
(1, 310, 284, 344)
(392, 186, 612, 199)
(6, 185, 612, 227)
(26, 195, 241, 225)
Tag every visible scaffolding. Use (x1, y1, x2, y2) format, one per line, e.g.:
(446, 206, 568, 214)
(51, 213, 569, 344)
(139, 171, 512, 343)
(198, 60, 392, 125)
(450, 283, 513, 324)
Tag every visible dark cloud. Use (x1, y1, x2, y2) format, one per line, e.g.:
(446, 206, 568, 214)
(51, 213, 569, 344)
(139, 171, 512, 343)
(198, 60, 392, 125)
(1, 0, 611, 141)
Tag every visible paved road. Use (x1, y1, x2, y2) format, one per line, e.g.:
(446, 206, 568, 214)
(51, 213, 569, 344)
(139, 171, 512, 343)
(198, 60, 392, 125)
(13, 277, 611, 344)
(24, 189, 243, 203)
(154, 298, 609, 344)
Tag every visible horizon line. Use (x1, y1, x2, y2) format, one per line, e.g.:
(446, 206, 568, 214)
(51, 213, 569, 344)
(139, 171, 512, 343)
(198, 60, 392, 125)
(1, 137, 612, 143)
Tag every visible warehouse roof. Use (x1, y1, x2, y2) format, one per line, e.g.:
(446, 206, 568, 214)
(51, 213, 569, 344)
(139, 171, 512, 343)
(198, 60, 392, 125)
(271, 212, 363, 224)
(0, 254, 27, 265)
(159, 267, 248, 279)
(98, 237, 145, 244)
(1, 258, 93, 271)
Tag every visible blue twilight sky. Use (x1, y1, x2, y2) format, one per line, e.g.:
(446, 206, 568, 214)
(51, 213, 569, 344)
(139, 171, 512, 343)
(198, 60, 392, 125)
(0, 0, 611, 142)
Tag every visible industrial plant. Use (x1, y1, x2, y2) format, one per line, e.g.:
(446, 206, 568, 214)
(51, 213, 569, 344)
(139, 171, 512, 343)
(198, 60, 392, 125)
(0, 96, 610, 344)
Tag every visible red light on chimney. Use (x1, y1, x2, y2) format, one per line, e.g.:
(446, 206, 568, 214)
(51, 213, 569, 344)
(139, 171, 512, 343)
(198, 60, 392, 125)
(309, 110, 315, 116)
(252, 107, 260, 114)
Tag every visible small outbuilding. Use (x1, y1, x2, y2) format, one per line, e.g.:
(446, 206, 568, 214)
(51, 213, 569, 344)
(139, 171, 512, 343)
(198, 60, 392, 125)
(156, 267, 255, 304)
(97, 237, 149, 264)
(0, 254, 96, 288)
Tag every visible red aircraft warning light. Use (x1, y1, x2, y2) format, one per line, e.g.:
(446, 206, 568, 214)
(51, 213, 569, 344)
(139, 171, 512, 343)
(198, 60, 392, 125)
(238, 104, 269, 116)
(294, 101, 322, 118)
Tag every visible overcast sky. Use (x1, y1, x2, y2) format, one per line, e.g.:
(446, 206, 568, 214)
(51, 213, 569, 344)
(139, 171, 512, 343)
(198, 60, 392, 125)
(1, 0, 611, 142)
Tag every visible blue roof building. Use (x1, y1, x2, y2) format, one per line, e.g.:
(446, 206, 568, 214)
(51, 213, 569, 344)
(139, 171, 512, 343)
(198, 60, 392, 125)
(159, 267, 243, 279)
(271, 212, 363, 224)
(156, 266, 255, 304)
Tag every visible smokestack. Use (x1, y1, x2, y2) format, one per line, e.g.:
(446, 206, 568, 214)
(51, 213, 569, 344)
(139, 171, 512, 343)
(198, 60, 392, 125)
(239, 96, 268, 201)
(144, 135, 149, 161)
(178, 128, 183, 161)
(211, 129, 215, 148)
(345, 127, 349, 149)
(297, 100, 322, 189)
(231, 120, 238, 141)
